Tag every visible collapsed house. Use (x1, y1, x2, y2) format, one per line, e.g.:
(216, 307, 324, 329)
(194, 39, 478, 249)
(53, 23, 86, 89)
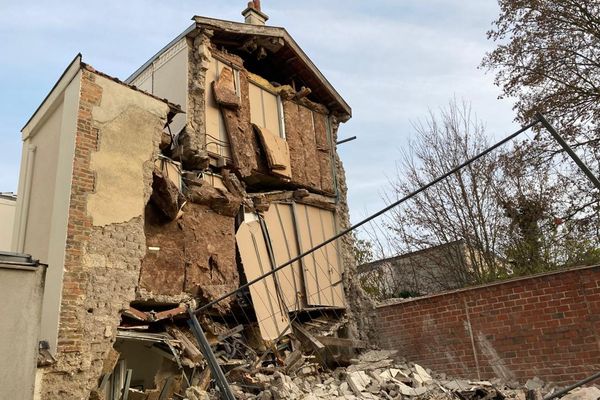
(11, 2, 375, 399)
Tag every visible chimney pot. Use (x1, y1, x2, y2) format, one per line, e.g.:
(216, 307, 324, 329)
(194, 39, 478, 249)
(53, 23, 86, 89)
(242, 0, 268, 25)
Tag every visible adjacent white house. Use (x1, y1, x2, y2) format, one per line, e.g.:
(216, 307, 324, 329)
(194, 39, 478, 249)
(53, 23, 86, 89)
(0, 193, 17, 251)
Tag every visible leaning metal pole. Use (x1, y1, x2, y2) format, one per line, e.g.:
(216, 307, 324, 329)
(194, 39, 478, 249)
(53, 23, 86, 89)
(543, 370, 600, 400)
(187, 308, 236, 400)
(537, 112, 600, 191)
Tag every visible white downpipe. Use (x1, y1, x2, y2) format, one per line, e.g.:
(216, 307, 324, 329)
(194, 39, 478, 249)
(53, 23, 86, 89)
(16, 145, 37, 253)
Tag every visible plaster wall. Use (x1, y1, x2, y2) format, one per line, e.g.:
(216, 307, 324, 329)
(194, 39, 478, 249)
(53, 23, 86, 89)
(40, 70, 170, 400)
(0, 265, 45, 400)
(0, 197, 16, 250)
(21, 100, 63, 263)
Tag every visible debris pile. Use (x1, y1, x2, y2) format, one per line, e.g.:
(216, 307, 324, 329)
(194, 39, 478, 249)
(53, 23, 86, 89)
(174, 348, 582, 400)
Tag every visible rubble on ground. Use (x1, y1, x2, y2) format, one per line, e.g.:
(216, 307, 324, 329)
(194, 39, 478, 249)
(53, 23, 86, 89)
(172, 347, 586, 400)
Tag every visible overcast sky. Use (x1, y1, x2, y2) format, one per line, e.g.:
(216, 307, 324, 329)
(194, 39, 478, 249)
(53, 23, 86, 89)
(0, 0, 517, 225)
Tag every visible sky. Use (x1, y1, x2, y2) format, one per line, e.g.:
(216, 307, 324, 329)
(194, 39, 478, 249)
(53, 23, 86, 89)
(0, 0, 517, 226)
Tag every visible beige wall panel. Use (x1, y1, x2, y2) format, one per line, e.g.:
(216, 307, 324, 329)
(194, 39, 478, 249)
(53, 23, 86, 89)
(254, 125, 291, 178)
(294, 204, 346, 307)
(135, 76, 153, 95)
(0, 266, 44, 400)
(318, 208, 346, 307)
(23, 101, 64, 262)
(236, 221, 290, 341)
(305, 205, 334, 306)
(293, 203, 322, 306)
(87, 75, 169, 227)
(263, 203, 304, 311)
(248, 82, 263, 128)
(262, 90, 280, 135)
(0, 198, 15, 251)
(153, 46, 188, 135)
(205, 58, 231, 159)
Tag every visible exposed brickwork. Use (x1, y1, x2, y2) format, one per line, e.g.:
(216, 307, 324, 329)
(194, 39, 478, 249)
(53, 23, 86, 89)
(58, 70, 101, 355)
(41, 70, 169, 400)
(376, 265, 600, 385)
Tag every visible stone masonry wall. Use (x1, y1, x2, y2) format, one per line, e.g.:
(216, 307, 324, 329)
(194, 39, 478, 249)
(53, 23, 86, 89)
(40, 69, 169, 400)
(376, 265, 600, 385)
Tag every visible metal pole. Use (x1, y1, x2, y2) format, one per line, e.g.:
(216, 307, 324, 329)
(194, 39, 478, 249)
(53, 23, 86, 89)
(195, 118, 541, 314)
(537, 112, 600, 191)
(187, 308, 236, 400)
(543, 370, 600, 400)
(336, 136, 357, 145)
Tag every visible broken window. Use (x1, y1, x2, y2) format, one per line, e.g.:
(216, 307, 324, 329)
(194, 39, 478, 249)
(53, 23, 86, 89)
(248, 81, 285, 138)
(205, 56, 239, 161)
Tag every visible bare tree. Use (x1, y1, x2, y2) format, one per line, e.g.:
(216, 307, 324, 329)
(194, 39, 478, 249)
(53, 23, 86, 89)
(380, 99, 508, 289)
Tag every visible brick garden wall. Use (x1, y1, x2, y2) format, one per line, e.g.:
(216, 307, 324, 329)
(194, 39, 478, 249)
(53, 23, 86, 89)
(377, 265, 600, 385)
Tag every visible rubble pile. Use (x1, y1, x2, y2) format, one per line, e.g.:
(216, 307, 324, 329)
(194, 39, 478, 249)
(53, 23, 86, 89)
(179, 348, 582, 400)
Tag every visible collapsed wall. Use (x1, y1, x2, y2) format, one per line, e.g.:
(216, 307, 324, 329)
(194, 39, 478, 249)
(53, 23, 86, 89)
(40, 68, 171, 399)
(39, 18, 375, 399)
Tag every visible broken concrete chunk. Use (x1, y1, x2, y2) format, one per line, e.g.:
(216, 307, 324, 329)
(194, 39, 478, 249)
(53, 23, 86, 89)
(221, 169, 247, 197)
(151, 167, 184, 220)
(412, 363, 433, 385)
(379, 368, 405, 381)
(561, 387, 600, 400)
(184, 386, 210, 400)
(347, 371, 372, 393)
(212, 67, 240, 109)
(270, 372, 304, 400)
(186, 180, 242, 217)
(525, 377, 544, 391)
(393, 380, 429, 397)
(442, 380, 471, 391)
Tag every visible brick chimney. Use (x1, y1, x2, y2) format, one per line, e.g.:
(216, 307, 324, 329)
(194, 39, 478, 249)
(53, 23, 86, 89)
(242, 0, 269, 25)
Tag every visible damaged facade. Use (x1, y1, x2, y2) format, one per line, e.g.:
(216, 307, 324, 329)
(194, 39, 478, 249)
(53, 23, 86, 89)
(12, 3, 374, 399)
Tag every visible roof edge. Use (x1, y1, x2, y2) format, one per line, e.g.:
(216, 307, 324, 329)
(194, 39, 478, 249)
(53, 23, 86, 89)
(193, 16, 351, 118)
(22, 55, 184, 140)
(125, 22, 196, 84)
(22, 53, 82, 138)
(124, 16, 351, 119)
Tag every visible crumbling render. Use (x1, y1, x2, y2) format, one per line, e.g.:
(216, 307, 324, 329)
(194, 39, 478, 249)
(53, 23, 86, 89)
(40, 68, 173, 400)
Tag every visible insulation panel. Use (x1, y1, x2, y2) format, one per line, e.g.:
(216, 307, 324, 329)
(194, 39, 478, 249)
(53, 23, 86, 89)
(262, 203, 304, 311)
(236, 221, 291, 341)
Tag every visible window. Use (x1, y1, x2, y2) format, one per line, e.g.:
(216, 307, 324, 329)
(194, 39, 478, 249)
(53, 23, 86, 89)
(248, 81, 285, 138)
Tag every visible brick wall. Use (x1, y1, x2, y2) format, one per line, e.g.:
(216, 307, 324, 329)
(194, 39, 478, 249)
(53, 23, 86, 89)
(377, 265, 600, 385)
(41, 69, 169, 400)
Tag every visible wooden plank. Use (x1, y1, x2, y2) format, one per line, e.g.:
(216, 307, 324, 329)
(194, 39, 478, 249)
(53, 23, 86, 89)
(217, 324, 244, 342)
(292, 322, 325, 351)
(236, 221, 291, 341)
(158, 376, 174, 400)
(263, 203, 304, 311)
(315, 336, 367, 349)
(168, 327, 203, 363)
